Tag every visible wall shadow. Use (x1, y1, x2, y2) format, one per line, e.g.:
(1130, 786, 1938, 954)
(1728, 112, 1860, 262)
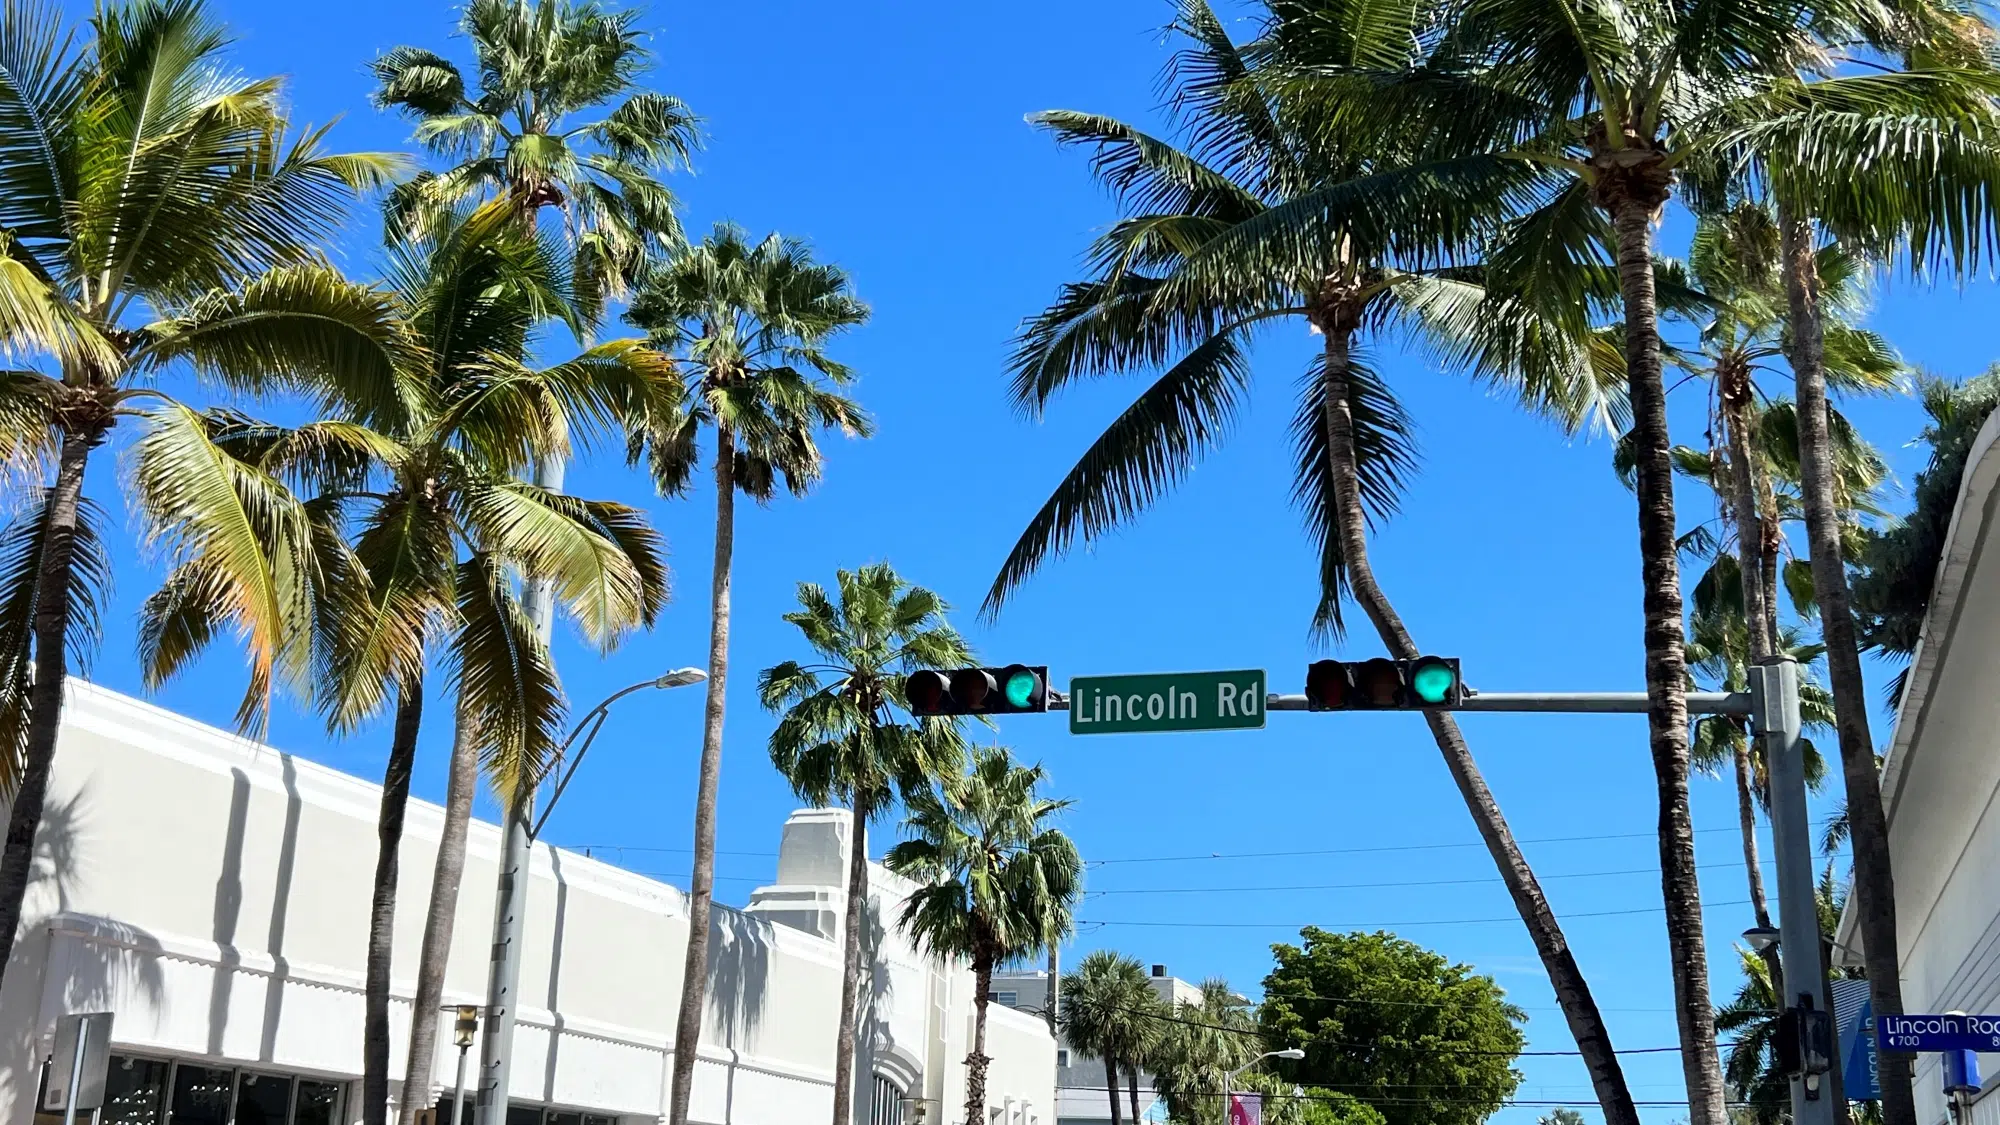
(541, 846, 570, 1103)
(206, 769, 250, 1057)
(257, 754, 302, 1062)
(705, 907, 772, 1052)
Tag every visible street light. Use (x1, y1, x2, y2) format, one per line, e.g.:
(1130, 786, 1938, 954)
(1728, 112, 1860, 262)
(1222, 1048, 1307, 1104)
(477, 668, 705, 1125)
(1743, 925, 1781, 954)
(450, 1006, 479, 1125)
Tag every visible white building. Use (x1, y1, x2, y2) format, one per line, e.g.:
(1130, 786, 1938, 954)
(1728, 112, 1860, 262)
(1833, 406, 2000, 1125)
(988, 966, 1201, 1125)
(0, 681, 1055, 1125)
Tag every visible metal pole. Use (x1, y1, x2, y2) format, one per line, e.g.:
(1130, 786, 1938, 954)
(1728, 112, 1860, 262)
(474, 458, 562, 1125)
(1251, 690, 1753, 716)
(59, 1016, 87, 1125)
(452, 1042, 472, 1125)
(1752, 657, 1836, 1125)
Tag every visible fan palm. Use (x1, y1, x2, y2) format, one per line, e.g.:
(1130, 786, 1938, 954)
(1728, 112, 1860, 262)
(1060, 950, 1165, 1125)
(370, 0, 697, 311)
(624, 221, 872, 1125)
(0, 0, 413, 990)
(990, 4, 1642, 1119)
(137, 204, 674, 1125)
(885, 746, 1083, 1125)
(760, 563, 969, 1125)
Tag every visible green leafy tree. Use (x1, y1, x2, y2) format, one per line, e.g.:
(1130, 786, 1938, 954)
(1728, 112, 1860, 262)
(0, 0, 410, 993)
(135, 204, 673, 1125)
(624, 222, 872, 1125)
(1060, 950, 1165, 1125)
(1539, 1111, 1588, 1125)
(370, 0, 697, 307)
(1258, 929, 1524, 1125)
(990, 5, 1637, 1116)
(886, 746, 1083, 1125)
(761, 564, 969, 1125)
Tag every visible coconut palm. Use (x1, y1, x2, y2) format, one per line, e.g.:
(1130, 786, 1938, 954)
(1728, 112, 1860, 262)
(0, 0, 412, 990)
(624, 222, 872, 1125)
(1060, 950, 1165, 1125)
(1311, 5, 2000, 1117)
(760, 564, 969, 1125)
(369, 0, 697, 305)
(137, 204, 674, 1125)
(885, 746, 1083, 1125)
(990, 4, 1643, 1119)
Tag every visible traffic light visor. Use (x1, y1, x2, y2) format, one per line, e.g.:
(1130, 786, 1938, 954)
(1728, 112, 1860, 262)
(1411, 659, 1458, 704)
(907, 670, 948, 713)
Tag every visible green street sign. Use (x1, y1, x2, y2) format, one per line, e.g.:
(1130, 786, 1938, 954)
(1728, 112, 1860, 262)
(1068, 669, 1267, 735)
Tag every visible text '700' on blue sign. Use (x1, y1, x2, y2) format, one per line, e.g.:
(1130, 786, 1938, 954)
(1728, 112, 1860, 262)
(1876, 1014, 2000, 1052)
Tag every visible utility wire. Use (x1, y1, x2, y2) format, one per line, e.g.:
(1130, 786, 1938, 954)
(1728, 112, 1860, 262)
(1084, 860, 1752, 896)
(1089, 820, 1843, 866)
(1109, 1001, 1742, 1057)
(1080, 898, 1751, 930)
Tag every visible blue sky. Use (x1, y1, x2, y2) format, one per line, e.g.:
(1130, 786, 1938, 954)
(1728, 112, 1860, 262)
(55, 0, 2000, 1120)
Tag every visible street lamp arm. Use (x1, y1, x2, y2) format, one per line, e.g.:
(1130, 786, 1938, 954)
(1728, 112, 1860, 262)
(530, 672, 703, 839)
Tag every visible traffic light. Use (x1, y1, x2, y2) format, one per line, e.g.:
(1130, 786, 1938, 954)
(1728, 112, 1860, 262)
(1305, 657, 1462, 710)
(906, 665, 1050, 716)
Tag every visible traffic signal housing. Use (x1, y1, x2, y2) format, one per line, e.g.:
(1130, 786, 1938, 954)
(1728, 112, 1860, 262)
(1305, 657, 1462, 710)
(906, 665, 1050, 717)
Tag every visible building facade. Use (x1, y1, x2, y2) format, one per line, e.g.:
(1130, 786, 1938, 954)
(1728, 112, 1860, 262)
(989, 966, 1200, 1125)
(0, 682, 1054, 1125)
(1834, 407, 2000, 1125)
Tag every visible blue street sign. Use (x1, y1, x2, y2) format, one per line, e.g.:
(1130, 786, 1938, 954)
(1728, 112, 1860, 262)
(1876, 1014, 2000, 1052)
(1837, 986, 1877, 1099)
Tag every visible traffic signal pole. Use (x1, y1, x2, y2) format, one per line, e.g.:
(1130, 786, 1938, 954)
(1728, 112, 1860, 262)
(1046, 658, 1835, 1125)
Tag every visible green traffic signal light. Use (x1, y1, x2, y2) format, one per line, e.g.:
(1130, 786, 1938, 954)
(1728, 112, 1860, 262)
(1411, 660, 1458, 704)
(1003, 667, 1040, 709)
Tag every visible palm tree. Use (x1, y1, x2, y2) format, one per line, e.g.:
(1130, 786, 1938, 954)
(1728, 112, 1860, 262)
(760, 564, 969, 1125)
(1060, 950, 1164, 1125)
(989, 5, 1642, 1120)
(1149, 979, 1260, 1125)
(369, 0, 697, 303)
(625, 222, 872, 1125)
(885, 746, 1083, 1125)
(137, 205, 674, 1125)
(0, 0, 411, 991)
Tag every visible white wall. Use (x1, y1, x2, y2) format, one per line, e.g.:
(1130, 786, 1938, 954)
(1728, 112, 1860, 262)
(0, 681, 1052, 1125)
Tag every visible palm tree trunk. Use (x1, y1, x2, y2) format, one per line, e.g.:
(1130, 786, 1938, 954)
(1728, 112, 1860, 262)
(366, 684, 424, 1125)
(1104, 1048, 1120, 1120)
(1780, 207, 1916, 1125)
(1316, 322, 1642, 1125)
(1722, 368, 1776, 662)
(831, 798, 869, 1125)
(397, 699, 480, 1125)
(964, 948, 995, 1125)
(1127, 1058, 1141, 1124)
(1734, 741, 1774, 931)
(0, 433, 94, 990)
(1606, 199, 1727, 1125)
(1105, 1052, 1123, 1125)
(668, 426, 737, 1125)
(1047, 945, 1059, 1035)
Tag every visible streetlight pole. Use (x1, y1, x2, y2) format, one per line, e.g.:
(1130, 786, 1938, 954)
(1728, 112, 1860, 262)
(471, 668, 706, 1125)
(451, 1006, 479, 1125)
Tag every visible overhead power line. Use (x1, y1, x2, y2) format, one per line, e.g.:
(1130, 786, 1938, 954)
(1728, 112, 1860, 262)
(1084, 860, 1752, 896)
(1112, 1002, 1741, 1058)
(1080, 898, 1751, 930)
(1089, 821, 1842, 866)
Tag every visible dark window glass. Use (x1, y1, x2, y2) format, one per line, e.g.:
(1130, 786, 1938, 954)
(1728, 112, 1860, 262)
(584, 1116, 615, 1125)
(296, 1081, 342, 1125)
(100, 1057, 170, 1125)
(231, 1073, 290, 1125)
(167, 1066, 234, 1125)
(507, 1105, 543, 1125)
(547, 1110, 583, 1125)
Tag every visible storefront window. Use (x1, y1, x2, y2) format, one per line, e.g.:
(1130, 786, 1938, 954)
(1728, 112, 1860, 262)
(167, 1065, 233, 1125)
(100, 1057, 170, 1125)
(293, 1082, 340, 1125)
(232, 1073, 290, 1125)
(505, 1105, 542, 1125)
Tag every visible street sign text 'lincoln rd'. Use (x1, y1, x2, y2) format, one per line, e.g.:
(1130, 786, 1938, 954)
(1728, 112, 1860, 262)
(1068, 670, 1267, 734)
